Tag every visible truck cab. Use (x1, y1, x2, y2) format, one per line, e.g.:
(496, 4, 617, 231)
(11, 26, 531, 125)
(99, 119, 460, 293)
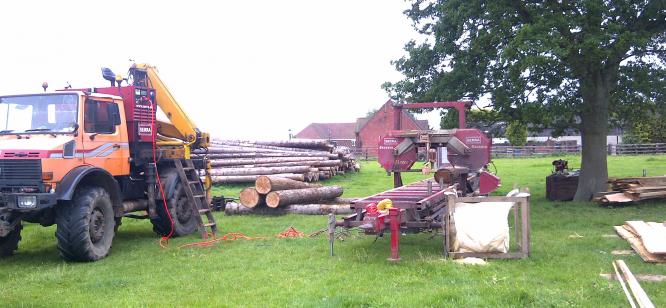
(0, 91, 129, 209)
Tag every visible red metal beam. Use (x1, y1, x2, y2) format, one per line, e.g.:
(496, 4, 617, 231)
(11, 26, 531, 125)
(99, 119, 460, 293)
(393, 101, 472, 129)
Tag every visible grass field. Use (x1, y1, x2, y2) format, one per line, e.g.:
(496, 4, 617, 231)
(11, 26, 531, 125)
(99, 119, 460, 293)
(1, 156, 666, 307)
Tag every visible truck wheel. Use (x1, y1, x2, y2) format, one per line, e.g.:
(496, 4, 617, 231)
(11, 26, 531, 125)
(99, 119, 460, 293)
(151, 171, 198, 237)
(0, 223, 22, 258)
(55, 186, 116, 262)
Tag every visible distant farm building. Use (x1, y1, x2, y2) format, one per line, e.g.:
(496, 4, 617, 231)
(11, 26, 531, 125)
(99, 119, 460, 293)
(294, 100, 429, 155)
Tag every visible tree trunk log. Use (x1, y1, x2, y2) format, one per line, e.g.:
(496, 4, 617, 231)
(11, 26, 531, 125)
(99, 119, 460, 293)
(265, 186, 343, 208)
(207, 152, 339, 159)
(255, 176, 319, 194)
(251, 140, 333, 151)
(224, 202, 353, 215)
(210, 174, 304, 184)
(211, 140, 331, 153)
(244, 160, 342, 168)
(210, 166, 312, 176)
(211, 157, 328, 167)
(574, 70, 611, 201)
(239, 188, 265, 208)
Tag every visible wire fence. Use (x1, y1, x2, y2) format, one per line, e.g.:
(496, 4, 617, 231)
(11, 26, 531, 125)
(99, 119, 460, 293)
(351, 143, 666, 159)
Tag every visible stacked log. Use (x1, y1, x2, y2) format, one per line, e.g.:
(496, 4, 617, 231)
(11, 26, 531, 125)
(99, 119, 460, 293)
(199, 139, 359, 184)
(265, 186, 343, 208)
(225, 202, 354, 215)
(231, 175, 348, 215)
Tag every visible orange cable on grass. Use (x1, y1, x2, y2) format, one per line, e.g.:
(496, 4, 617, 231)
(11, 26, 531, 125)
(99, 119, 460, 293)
(175, 226, 320, 249)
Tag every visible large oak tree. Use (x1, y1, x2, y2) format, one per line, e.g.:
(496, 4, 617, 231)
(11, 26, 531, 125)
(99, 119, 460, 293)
(384, 0, 665, 200)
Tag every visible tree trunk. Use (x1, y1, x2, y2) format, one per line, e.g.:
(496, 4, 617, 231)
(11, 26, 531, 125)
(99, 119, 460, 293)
(224, 202, 353, 215)
(251, 140, 333, 151)
(211, 140, 331, 153)
(239, 188, 265, 208)
(251, 160, 341, 168)
(210, 166, 312, 176)
(206, 152, 339, 159)
(265, 186, 344, 208)
(210, 174, 304, 184)
(210, 157, 328, 167)
(574, 70, 611, 201)
(255, 176, 319, 194)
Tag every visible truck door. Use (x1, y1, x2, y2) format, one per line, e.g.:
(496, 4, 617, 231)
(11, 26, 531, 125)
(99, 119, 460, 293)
(82, 99, 129, 175)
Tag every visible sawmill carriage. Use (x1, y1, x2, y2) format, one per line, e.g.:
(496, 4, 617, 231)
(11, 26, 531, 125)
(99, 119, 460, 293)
(330, 102, 530, 260)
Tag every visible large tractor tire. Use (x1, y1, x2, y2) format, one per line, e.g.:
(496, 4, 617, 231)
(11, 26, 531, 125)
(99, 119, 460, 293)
(55, 186, 116, 262)
(150, 170, 198, 237)
(0, 222, 22, 258)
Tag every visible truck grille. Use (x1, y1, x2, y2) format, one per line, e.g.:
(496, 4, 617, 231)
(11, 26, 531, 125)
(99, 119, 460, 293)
(0, 159, 42, 181)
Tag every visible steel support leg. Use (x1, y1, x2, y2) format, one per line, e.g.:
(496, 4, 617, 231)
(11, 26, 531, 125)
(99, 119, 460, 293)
(388, 208, 401, 262)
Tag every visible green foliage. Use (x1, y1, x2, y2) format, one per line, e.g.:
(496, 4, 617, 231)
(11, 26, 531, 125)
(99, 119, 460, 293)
(440, 109, 459, 129)
(2, 159, 666, 306)
(383, 0, 666, 135)
(440, 108, 503, 135)
(505, 121, 527, 146)
(623, 112, 666, 144)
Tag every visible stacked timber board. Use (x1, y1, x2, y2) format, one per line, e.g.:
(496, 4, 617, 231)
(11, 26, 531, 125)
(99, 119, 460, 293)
(197, 139, 359, 184)
(225, 175, 354, 215)
(614, 221, 666, 263)
(595, 176, 666, 204)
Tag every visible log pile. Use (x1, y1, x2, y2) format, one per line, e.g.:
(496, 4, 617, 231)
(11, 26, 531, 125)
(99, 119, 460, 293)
(198, 139, 359, 184)
(228, 175, 352, 215)
(614, 221, 666, 263)
(594, 176, 666, 204)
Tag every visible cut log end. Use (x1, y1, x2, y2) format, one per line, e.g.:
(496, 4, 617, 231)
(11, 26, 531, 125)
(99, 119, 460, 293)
(265, 192, 280, 208)
(255, 176, 273, 194)
(239, 188, 262, 208)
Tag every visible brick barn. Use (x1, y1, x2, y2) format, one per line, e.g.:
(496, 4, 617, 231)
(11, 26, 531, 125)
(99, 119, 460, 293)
(294, 100, 429, 156)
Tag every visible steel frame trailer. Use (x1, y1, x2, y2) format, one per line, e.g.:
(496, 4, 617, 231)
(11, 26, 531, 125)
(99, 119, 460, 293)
(328, 180, 530, 261)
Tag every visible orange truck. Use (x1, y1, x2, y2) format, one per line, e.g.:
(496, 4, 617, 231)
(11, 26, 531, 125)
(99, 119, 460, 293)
(0, 64, 214, 261)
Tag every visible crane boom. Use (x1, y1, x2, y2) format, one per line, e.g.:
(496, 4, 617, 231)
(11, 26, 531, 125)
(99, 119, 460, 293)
(129, 63, 209, 150)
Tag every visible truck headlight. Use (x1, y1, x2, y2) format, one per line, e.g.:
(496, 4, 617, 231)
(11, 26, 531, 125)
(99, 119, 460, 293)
(17, 196, 37, 208)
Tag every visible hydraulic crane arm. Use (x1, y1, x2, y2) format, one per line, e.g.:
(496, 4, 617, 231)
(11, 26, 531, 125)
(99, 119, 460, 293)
(129, 63, 209, 150)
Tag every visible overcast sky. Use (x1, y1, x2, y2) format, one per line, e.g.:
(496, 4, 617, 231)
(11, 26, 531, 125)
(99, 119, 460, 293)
(0, 0, 440, 140)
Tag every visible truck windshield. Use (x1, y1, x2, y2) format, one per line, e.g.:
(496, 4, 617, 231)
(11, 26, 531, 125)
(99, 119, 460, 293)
(0, 94, 78, 134)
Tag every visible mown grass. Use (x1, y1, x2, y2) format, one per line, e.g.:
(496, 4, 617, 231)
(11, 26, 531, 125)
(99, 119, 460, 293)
(1, 156, 665, 307)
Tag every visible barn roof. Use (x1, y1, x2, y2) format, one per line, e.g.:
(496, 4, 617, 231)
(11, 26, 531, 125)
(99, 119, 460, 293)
(294, 122, 356, 139)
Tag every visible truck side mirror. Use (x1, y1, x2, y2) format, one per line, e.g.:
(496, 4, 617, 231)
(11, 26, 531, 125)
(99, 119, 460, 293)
(108, 103, 121, 126)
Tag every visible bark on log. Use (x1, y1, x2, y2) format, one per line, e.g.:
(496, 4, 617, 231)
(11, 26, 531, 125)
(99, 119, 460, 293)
(255, 176, 319, 194)
(210, 157, 328, 167)
(265, 186, 343, 208)
(203, 145, 331, 155)
(239, 188, 265, 208)
(251, 140, 333, 151)
(210, 174, 304, 184)
(224, 202, 353, 215)
(207, 152, 338, 159)
(241, 160, 342, 168)
(211, 140, 330, 153)
(210, 166, 311, 176)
